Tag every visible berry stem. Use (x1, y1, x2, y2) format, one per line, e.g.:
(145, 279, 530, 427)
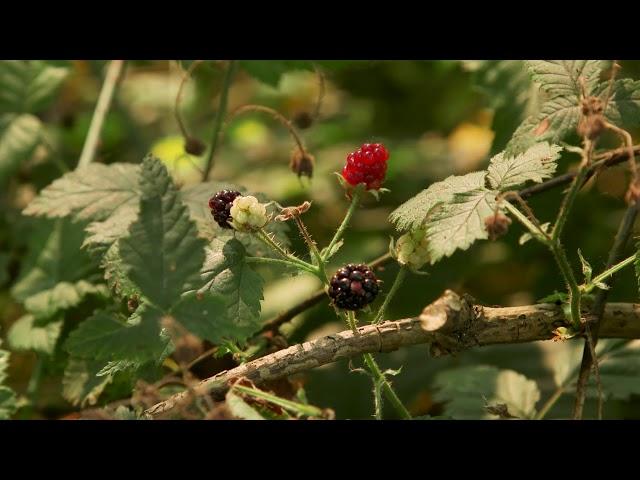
(345, 311, 411, 420)
(245, 255, 318, 274)
(582, 253, 636, 294)
(323, 189, 361, 261)
(202, 60, 237, 181)
(362, 353, 411, 420)
(255, 229, 320, 277)
(293, 215, 326, 280)
(373, 266, 407, 324)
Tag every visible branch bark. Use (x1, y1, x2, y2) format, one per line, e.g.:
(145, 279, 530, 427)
(145, 290, 640, 418)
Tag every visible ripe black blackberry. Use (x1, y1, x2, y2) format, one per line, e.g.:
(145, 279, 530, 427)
(328, 263, 380, 310)
(209, 189, 241, 229)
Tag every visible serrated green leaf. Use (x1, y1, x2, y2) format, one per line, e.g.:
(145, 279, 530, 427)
(23, 163, 140, 221)
(7, 314, 62, 355)
(465, 60, 538, 154)
(100, 241, 139, 298)
(96, 359, 139, 377)
(0, 386, 17, 419)
(389, 171, 488, 232)
(83, 204, 139, 254)
(0, 60, 69, 113)
(198, 238, 263, 342)
(526, 60, 606, 98)
(433, 365, 540, 419)
(11, 219, 101, 314)
(603, 78, 640, 127)
(487, 142, 561, 190)
(425, 187, 498, 264)
(505, 97, 580, 157)
(119, 157, 206, 310)
(65, 308, 167, 363)
(170, 292, 241, 344)
(0, 113, 42, 184)
(62, 357, 114, 407)
(24, 281, 108, 320)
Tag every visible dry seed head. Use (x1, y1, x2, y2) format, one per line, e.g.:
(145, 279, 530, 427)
(484, 213, 512, 241)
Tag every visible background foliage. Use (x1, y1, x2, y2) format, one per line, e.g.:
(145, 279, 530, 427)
(1, 60, 640, 419)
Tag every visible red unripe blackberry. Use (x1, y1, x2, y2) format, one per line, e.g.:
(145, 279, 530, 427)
(328, 263, 380, 310)
(209, 189, 241, 229)
(341, 143, 389, 190)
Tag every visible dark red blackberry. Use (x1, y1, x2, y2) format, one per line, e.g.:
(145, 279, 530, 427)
(328, 263, 380, 310)
(209, 189, 241, 229)
(341, 143, 389, 190)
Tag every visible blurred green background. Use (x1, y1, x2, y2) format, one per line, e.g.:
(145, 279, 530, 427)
(1, 60, 639, 419)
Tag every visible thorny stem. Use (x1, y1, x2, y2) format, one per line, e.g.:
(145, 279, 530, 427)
(202, 60, 237, 181)
(293, 216, 326, 280)
(361, 352, 412, 420)
(324, 190, 361, 261)
(77, 60, 125, 169)
(344, 311, 411, 420)
(373, 266, 407, 324)
(583, 254, 637, 293)
(550, 243, 582, 328)
(255, 228, 319, 276)
(552, 164, 591, 243)
(310, 64, 326, 122)
(502, 201, 550, 243)
(245, 255, 317, 274)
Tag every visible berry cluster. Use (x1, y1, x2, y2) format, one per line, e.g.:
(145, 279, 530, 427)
(341, 143, 389, 190)
(328, 263, 380, 310)
(229, 195, 268, 232)
(209, 189, 241, 229)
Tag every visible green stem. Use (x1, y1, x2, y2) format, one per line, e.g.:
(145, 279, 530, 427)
(502, 201, 549, 244)
(373, 266, 407, 324)
(202, 60, 237, 181)
(362, 353, 411, 420)
(551, 243, 582, 328)
(293, 216, 327, 280)
(255, 229, 319, 276)
(584, 253, 637, 293)
(552, 166, 590, 242)
(245, 255, 316, 274)
(323, 190, 361, 261)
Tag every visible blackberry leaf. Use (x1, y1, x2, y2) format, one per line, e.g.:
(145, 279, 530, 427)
(0, 114, 42, 184)
(389, 171, 488, 233)
(433, 365, 540, 419)
(119, 156, 206, 310)
(23, 163, 141, 221)
(65, 308, 167, 363)
(526, 60, 606, 99)
(62, 357, 114, 407)
(7, 314, 63, 355)
(425, 187, 498, 264)
(487, 142, 562, 190)
(198, 238, 264, 343)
